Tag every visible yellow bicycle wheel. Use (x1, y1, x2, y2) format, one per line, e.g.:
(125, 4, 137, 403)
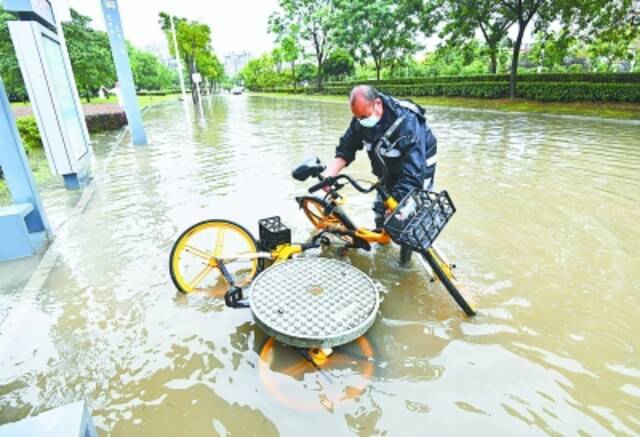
(258, 336, 375, 411)
(300, 197, 350, 230)
(299, 197, 357, 246)
(169, 220, 260, 295)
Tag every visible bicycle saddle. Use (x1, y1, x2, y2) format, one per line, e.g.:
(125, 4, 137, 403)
(292, 156, 326, 181)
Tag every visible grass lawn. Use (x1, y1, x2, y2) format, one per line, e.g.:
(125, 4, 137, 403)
(87, 93, 182, 108)
(9, 93, 182, 111)
(251, 92, 640, 121)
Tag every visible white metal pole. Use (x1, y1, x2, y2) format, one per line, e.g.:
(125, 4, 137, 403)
(169, 11, 187, 102)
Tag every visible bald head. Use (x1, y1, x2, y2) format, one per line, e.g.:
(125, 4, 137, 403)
(350, 85, 383, 123)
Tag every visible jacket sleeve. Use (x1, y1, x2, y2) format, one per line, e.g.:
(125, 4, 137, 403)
(391, 115, 426, 201)
(335, 119, 362, 166)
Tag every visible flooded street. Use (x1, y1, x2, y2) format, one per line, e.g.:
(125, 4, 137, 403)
(1, 95, 639, 435)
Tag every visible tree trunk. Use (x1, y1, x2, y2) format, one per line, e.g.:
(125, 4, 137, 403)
(189, 59, 198, 104)
(85, 89, 91, 103)
(510, 23, 526, 99)
(375, 58, 381, 81)
(489, 49, 498, 74)
(291, 61, 296, 90)
(316, 57, 323, 90)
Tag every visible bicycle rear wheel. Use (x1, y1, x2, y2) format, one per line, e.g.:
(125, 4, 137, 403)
(169, 219, 260, 295)
(421, 249, 477, 316)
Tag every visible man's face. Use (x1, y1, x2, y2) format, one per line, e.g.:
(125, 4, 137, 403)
(351, 96, 383, 121)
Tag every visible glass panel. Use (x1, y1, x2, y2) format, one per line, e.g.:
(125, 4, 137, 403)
(41, 34, 87, 161)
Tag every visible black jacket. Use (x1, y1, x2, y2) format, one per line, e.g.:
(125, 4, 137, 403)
(335, 93, 437, 200)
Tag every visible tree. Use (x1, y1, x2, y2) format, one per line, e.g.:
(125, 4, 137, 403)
(323, 48, 354, 80)
(579, 2, 639, 72)
(129, 46, 178, 90)
(268, 0, 338, 88)
(422, 41, 486, 76)
(62, 10, 117, 102)
(240, 54, 287, 90)
(496, 0, 612, 97)
(280, 35, 302, 88)
(0, 7, 27, 101)
(426, 0, 514, 74)
(159, 13, 218, 103)
(334, 0, 420, 80)
(528, 30, 575, 71)
(197, 51, 225, 92)
(296, 63, 317, 84)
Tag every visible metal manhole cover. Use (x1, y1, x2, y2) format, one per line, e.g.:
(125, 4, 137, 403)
(249, 258, 379, 348)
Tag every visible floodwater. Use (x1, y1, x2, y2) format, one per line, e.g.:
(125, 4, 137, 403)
(1, 95, 639, 435)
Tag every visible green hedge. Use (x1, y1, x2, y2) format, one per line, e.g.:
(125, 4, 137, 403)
(311, 81, 640, 102)
(320, 82, 509, 99)
(326, 72, 640, 87)
(14, 113, 128, 153)
(16, 117, 43, 152)
(517, 82, 640, 102)
(85, 112, 127, 132)
(251, 87, 305, 94)
(137, 89, 181, 96)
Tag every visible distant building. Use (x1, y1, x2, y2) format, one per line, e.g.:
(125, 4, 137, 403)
(144, 41, 174, 68)
(224, 51, 251, 77)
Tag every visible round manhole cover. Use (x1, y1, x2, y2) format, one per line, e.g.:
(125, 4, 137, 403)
(249, 258, 379, 348)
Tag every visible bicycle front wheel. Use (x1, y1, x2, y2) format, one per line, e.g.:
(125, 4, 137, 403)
(421, 249, 477, 317)
(169, 219, 260, 295)
(258, 336, 375, 411)
(299, 196, 355, 231)
(299, 196, 358, 246)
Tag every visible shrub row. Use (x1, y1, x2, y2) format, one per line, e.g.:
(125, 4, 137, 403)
(254, 87, 305, 94)
(85, 112, 128, 132)
(136, 89, 181, 96)
(517, 82, 640, 102)
(325, 72, 640, 87)
(311, 81, 640, 102)
(14, 112, 128, 153)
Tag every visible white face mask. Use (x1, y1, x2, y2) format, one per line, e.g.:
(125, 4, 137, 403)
(358, 114, 380, 128)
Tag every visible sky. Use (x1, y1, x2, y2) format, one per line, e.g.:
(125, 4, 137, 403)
(66, 0, 280, 57)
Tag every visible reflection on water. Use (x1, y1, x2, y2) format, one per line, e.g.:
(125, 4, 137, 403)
(1, 95, 639, 435)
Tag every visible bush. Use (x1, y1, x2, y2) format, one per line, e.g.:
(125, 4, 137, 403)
(136, 89, 181, 96)
(251, 86, 305, 94)
(326, 72, 640, 87)
(517, 82, 640, 102)
(85, 111, 127, 133)
(312, 81, 640, 102)
(319, 82, 511, 99)
(16, 117, 42, 152)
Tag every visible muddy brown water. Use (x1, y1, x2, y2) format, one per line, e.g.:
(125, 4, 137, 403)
(1, 95, 639, 435)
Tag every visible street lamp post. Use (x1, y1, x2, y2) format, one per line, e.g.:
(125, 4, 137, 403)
(169, 11, 188, 103)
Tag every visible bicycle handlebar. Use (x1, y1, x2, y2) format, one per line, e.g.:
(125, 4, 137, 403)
(308, 175, 377, 195)
(308, 178, 331, 194)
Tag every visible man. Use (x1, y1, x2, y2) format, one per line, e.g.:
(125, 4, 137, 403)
(324, 85, 438, 263)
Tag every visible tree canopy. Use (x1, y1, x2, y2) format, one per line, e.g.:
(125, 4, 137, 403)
(0, 7, 179, 102)
(159, 12, 225, 102)
(258, 0, 639, 95)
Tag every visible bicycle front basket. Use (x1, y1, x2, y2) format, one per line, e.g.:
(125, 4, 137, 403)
(383, 189, 456, 252)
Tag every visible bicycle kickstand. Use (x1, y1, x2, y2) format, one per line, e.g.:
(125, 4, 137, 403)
(216, 258, 250, 309)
